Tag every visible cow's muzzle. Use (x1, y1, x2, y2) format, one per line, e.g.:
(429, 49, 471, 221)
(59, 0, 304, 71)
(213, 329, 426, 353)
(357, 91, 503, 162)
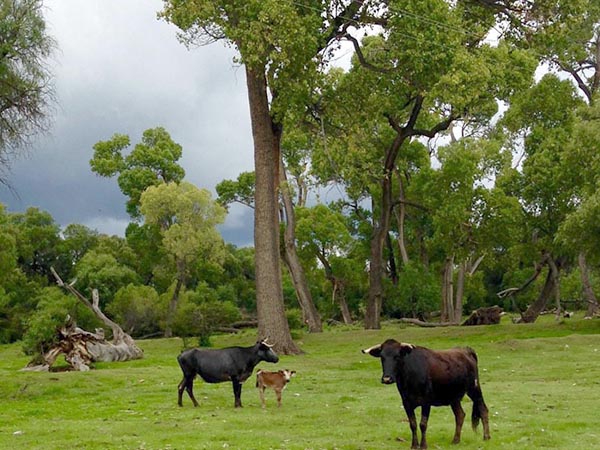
(381, 375, 394, 384)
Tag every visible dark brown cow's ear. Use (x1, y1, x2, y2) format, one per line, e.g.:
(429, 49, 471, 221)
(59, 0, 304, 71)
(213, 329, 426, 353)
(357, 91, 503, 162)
(362, 344, 382, 358)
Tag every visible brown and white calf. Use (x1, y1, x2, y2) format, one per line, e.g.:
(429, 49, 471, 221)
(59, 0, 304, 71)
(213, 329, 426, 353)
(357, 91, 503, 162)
(255, 369, 296, 408)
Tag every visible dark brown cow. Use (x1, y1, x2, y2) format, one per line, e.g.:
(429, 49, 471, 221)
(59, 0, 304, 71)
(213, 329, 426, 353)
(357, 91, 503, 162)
(255, 369, 296, 408)
(363, 339, 490, 449)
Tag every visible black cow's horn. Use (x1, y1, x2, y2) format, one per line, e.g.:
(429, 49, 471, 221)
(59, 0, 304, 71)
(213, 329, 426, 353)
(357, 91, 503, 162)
(261, 337, 275, 348)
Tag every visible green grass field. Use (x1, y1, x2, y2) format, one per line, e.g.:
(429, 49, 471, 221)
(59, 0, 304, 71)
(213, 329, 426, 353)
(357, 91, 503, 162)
(1, 314, 599, 450)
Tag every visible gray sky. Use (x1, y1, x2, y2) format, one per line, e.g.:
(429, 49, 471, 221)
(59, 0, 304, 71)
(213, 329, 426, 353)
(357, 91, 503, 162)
(0, 0, 256, 247)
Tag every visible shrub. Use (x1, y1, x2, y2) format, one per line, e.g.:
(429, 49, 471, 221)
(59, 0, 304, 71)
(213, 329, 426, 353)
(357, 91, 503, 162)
(106, 284, 163, 337)
(172, 296, 241, 347)
(384, 262, 440, 318)
(22, 287, 99, 356)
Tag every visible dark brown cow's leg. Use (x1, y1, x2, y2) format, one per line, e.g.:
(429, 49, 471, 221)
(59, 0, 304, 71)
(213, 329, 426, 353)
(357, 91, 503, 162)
(419, 405, 430, 449)
(450, 401, 465, 444)
(404, 405, 419, 449)
(232, 378, 243, 408)
(468, 385, 491, 441)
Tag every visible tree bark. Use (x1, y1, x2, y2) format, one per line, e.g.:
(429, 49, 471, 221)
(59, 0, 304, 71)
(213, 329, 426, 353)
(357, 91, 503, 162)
(317, 251, 352, 325)
(519, 254, 560, 323)
(394, 168, 410, 265)
(453, 261, 466, 324)
(164, 260, 185, 338)
(365, 131, 405, 329)
(579, 252, 599, 317)
(280, 159, 322, 332)
(441, 256, 455, 322)
(245, 66, 300, 354)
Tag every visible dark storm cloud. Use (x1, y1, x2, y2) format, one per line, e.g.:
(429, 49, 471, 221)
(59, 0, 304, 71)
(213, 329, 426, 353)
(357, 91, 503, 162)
(0, 0, 255, 247)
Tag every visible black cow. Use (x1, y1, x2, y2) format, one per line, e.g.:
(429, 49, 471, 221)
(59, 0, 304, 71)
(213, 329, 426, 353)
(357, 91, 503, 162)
(362, 339, 490, 449)
(177, 339, 279, 408)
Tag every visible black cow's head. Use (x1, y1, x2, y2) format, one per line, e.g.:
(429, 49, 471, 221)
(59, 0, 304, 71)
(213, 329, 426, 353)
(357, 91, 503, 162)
(362, 339, 414, 384)
(257, 339, 279, 363)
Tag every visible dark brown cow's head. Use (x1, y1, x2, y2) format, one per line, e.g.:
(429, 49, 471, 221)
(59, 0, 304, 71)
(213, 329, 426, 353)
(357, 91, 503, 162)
(362, 339, 414, 384)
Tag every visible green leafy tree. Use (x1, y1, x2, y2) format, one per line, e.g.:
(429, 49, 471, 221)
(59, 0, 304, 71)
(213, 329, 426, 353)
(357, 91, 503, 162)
(0, 0, 55, 181)
(90, 126, 185, 218)
(140, 181, 226, 337)
(296, 204, 355, 324)
(10, 207, 61, 281)
(74, 250, 140, 307)
(310, 3, 536, 327)
(498, 74, 584, 321)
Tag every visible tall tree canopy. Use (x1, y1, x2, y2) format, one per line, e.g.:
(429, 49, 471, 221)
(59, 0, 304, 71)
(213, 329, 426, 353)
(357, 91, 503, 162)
(0, 0, 55, 182)
(140, 181, 227, 337)
(90, 126, 185, 218)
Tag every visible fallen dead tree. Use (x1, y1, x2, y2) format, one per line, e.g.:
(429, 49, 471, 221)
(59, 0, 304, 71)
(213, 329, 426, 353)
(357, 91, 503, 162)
(397, 306, 504, 328)
(461, 306, 504, 326)
(22, 268, 144, 372)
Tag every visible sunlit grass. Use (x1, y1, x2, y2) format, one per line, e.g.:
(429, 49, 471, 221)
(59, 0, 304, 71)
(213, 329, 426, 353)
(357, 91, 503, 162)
(1, 314, 599, 449)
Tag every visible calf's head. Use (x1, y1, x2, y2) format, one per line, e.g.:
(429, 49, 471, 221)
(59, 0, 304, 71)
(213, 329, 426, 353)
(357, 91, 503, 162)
(362, 339, 414, 384)
(257, 339, 279, 363)
(280, 369, 296, 382)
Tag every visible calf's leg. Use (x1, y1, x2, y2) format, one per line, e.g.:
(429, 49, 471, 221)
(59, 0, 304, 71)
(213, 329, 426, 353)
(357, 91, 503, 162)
(258, 386, 266, 408)
(450, 401, 465, 444)
(276, 388, 283, 407)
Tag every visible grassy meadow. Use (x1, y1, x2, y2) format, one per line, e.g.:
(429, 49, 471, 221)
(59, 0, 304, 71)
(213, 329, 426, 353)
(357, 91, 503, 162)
(1, 314, 599, 450)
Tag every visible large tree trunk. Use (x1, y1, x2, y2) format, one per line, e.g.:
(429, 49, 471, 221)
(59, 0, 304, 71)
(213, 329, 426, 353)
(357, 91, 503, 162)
(453, 261, 466, 324)
(365, 193, 387, 329)
(333, 279, 353, 325)
(365, 133, 403, 329)
(280, 159, 322, 333)
(394, 168, 410, 265)
(579, 252, 599, 317)
(246, 67, 300, 354)
(520, 255, 560, 323)
(317, 252, 353, 325)
(441, 256, 455, 322)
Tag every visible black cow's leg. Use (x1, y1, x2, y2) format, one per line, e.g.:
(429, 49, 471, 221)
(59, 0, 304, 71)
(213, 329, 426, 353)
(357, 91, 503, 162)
(232, 378, 243, 408)
(178, 377, 186, 406)
(403, 405, 419, 449)
(450, 401, 465, 444)
(185, 376, 199, 407)
(419, 405, 430, 449)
